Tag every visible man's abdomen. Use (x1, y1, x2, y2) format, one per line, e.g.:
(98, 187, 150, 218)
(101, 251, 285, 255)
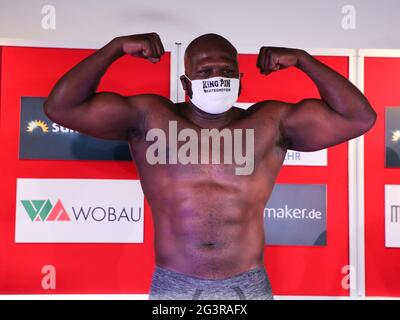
(152, 184, 267, 279)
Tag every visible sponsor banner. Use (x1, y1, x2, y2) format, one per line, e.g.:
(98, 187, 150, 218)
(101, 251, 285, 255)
(264, 184, 327, 246)
(236, 103, 327, 166)
(15, 179, 144, 243)
(19, 97, 131, 160)
(385, 185, 400, 248)
(283, 149, 327, 166)
(385, 107, 400, 168)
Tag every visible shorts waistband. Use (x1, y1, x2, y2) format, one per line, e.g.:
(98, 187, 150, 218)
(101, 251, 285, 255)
(153, 265, 267, 288)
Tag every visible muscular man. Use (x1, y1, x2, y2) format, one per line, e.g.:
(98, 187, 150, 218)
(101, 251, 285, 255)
(44, 33, 376, 300)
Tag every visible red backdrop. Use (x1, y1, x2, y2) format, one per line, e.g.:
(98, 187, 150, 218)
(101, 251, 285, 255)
(0, 46, 170, 294)
(238, 54, 350, 296)
(364, 56, 400, 297)
(0, 47, 2, 124)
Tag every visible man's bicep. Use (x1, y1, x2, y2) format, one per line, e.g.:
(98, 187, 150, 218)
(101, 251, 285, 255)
(45, 92, 142, 141)
(281, 99, 364, 151)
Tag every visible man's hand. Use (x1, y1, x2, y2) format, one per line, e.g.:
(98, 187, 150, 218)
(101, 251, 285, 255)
(118, 33, 165, 63)
(257, 47, 304, 75)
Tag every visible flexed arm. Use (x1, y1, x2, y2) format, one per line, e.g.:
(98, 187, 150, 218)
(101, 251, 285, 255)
(44, 33, 165, 140)
(256, 47, 377, 151)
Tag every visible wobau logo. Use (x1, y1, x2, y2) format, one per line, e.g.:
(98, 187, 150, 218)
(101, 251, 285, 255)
(21, 199, 142, 223)
(16, 178, 144, 243)
(72, 206, 141, 222)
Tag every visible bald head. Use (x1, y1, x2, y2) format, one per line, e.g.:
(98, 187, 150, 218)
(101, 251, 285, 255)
(185, 33, 237, 59)
(184, 33, 238, 75)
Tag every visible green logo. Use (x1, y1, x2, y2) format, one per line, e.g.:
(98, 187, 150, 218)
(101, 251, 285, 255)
(21, 199, 71, 221)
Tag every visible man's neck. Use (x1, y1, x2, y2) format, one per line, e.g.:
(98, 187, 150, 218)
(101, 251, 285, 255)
(181, 101, 239, 129)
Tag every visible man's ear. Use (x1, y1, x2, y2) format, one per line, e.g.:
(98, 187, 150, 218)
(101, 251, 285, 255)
(180, 75, 188, 91)
(180, 75, 192, 99)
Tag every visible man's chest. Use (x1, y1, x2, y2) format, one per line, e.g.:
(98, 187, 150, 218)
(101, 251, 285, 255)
(129, 111, 285, 178)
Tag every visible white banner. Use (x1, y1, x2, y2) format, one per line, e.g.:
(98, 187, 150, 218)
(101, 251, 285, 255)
(15, 179, 144, 243)
(385, 184, 400, 248)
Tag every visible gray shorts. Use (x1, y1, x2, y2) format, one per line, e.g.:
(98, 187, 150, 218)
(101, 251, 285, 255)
(149, 265, 273, 300)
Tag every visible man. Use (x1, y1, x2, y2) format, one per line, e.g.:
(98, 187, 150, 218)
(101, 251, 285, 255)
(44, 33, 376, 300)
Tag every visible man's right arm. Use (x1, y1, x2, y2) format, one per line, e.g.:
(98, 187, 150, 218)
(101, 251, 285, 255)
(43, 33, 165, 140)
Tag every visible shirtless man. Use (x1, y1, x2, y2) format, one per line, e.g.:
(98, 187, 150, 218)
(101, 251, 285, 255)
(44, 33, 376, 300)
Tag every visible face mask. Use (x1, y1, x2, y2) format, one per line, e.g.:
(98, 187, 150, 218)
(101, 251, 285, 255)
(184, 75, 240, 114)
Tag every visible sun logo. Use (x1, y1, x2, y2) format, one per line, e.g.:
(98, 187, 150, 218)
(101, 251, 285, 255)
(26, 120, 49, 133)
(392, 130, 400, 143)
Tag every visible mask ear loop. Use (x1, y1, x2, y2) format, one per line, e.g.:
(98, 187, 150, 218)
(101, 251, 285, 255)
(183, 74, 193, 101)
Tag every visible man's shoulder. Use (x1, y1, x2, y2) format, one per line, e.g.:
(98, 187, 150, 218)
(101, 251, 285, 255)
(242, 100, 293, 119)
(127, 94, 179, 114)
(127, 94, 173, 106)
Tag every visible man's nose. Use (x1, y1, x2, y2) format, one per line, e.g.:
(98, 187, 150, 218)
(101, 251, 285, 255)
(210, 70, 224, 78)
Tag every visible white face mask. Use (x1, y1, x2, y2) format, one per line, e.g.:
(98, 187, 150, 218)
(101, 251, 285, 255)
(184, 75, 240, 114)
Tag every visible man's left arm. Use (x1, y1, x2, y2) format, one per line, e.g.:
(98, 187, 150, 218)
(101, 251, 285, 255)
(257, 47, 377, 151)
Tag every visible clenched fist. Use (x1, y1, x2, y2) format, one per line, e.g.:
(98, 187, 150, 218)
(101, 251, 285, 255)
(257, 47, 305, 75)
(117, 33, 165, 63)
